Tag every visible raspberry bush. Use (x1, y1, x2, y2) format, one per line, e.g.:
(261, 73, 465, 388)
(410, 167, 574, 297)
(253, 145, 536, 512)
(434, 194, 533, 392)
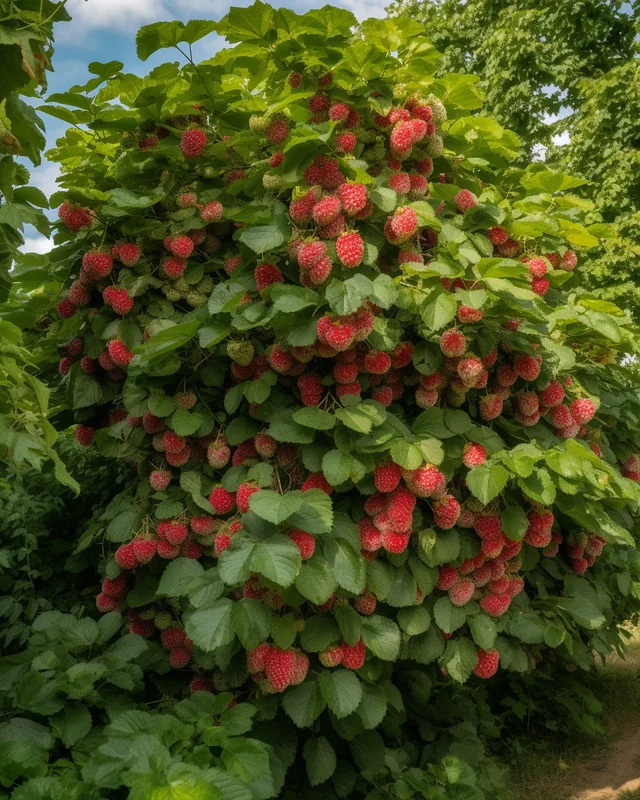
(16, 3, 640, 796)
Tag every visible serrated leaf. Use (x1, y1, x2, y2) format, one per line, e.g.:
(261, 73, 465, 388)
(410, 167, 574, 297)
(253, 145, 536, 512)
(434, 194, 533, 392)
(304, 736, 337, 786)
(319, 670, 363, 718)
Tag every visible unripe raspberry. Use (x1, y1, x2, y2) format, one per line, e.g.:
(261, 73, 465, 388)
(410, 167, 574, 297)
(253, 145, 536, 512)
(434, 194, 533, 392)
(454, 189, 478, 212)
(150, 470, 171, 491)
(319, 646, 343, 667)
(479, 394, 503, 421)
(458, 356, 484, 387)
(180, 128, 207, 158)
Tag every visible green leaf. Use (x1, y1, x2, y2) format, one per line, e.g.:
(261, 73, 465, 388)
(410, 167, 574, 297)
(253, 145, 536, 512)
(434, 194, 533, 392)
(248, 490, 303, 523)
(421, 291, 457, 330)
(136, 20, 218, 60)
(466, 465, 508, 503)
(356, 684, 388, 730)
(322, 450, 353, 486)
(230, 598, 272, 650)
(397, 606, 431, 636)
(304, 736, 337, 786)
(184, 599, 234, 651)
(282, 679, 326, 728)
(239, 224, 284, 253)
(319, 670, 363, 718)
(501, 507, 528, 541)
(292, 407, 335, 430)
(50, 704, 91, 748)
(296, 555, 338, 604)
(434, 596, 467, 633)
(250, 534, 301, 587)
(361, 615, 400, 661)
(72, 374, 103, 409)
(288, 489, 334, 534)
(389, 440, 423, 470)
(300, 616, 341, 652)
(468, 615, 497, 650)
(157, 558, 204, 597)
(440, 637, 477, 683)
(221, 738, 270, 784)
(171, 408, 203, 437)
(325, 275, 373, 315)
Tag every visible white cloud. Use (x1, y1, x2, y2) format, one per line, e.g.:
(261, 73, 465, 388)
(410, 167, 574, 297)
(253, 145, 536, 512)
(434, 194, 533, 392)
(20, 235, 54, 255)
(30, 163, 61, 200)
(552, 130, 570, 147)
(60, 0, 166, 35)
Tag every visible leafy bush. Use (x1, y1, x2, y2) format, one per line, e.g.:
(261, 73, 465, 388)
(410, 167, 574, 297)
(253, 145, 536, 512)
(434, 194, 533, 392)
(4, 3, 640, 797)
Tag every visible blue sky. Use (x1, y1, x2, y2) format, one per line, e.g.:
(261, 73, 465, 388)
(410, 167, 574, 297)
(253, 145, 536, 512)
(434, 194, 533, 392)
(22, 0, 386, 254)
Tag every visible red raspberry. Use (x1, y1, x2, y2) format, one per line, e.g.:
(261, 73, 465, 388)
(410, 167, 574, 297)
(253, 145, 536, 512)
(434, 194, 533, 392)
(75, 425, 94, 446)
(337, 183, 368, 216)
(407, 464, 445, 498)
(457, 304, 483, 324)
(301, 472, 334, 494)
(59, 357, 74, 376)
(168, 647, 191, 669)
(336, 231, 364, 268)
(479, 593, 511, 616)
(264, 647, 297, 692)
(266, 118, 290, 144)
(316, 315, 355, 352)
(479, 394, 503, 421)
(57, 298, 76, 318)
(306, 255, 332, 286)
(255, 262, 284, 292)
(160, 627, 187, 650)
(328, 102, 351, 122)
(298, 240, 327, 270)
(462, 442, 487, 468)
(82, 250, 113, 280)
(539, 380, 564, 407)
(570, 398, 596, 424)
(496, 365, 517, 387)
(384, 486, 416, 527)
(531, 276, 550, 296)
(437, 565, 459, 590)
(474, 515, 502, 540)
(388, 172, 411, 195)
(487, 226, 508, 245)
(169, 235, 194, 259)
(497, 238, 520, 257)
(353, 591, 376, 615)
(237, 482, 259, 513)
(390, 342, 413, 369)
(209, 486, 236, 514)
(160, 431, 184, 454)
(312, 196, 342, 226)
(386, 206, 418, 242)
(335, 132, 357, 152)
(336, 381, 361, 400)
(68, 281, 90, 306)
(527, 257, 548, 278)
(333, 362, 359, 384)
(267, 344, 294, 374)
(289, 529, 316, 560)
(115, 543, 138, 570)
(454, 189, 478, 212)
(149, 470, 171, 491)
(189, 676, 214, 693)
(415, 387, 438, 408)
(102, 576, 127, 598)
(180, 128, 207, 158)
(458, 356, 484, 387)
(473, 648, 500, 678)
(141, 411, 164, 434)
(516, 391, 539, 417)
(434, 494, 461, 529)
(374, 462, 402, 493)
(107, 338, 134, 368)
(131, 538, 156, 564)
(559, 250, 578, 271)
(440, 329, 467, 357)
(390, 121, 415, 155)
(115, 243, 141, 266)
(96, 593, 120, 612)
(308, 92, 330, 113)
(364, 350, 392, 374)
(164, 522, 188, 546)
(359, 518, 383, 551)
(341, 639, 366, 670)
(507, 577, 525, 597)
(199, 200, 223, 222)
(513, 354, 541, 381)
(448, 579, 475, 606)
(156, 540, 179, 559)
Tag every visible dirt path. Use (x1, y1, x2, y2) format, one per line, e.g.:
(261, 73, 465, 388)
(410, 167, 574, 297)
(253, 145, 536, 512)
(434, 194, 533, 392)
(569, 725, 640, 800)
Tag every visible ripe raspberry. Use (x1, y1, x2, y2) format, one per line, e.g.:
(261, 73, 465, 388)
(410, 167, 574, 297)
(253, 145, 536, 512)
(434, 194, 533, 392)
(341, 639, 366, 670)
(105, 287, 134, 315)
(75, 425, 94, 446)
(209, 486, 236, 514)
(479, 394, 503, 421)
(107, 338, 134, 369)
(169, 235, 194, 259)
(374, 462, 402, 494)
(57, 298, 76, 318)
(448, 579, 475, 606)
(291, 651, 309, 685)
(102, 575, 127, 598)
(455, 189, 478, 212)
(527, 257, 548, 278)
(289, 529, 316, 560)
(387, 206, 418, 243)
(164, 522, 188, 546)
(298, 240, 327, 270)
(156, 540, 180, 559)
(415, 387, 438, 408)
(559, 250, 578, 271)
(487, 227, 508, 245)
(354, 591, 377, 616)
(457, 305, 483, 324)
(570, 398, 596, 425)
(513, 354, 541, 381)
(160, 431, 185, 454)
(474, 515, 502, 541)
(255, 262, 284, 292)
(479, 593, 511, 616)
(473, 648, 500, 679)
(180, 128, 207, 158)
(266, 118, 290, 144)
(462, 442, 487, 468)
(336, 231, 364, 268)
(539, 380, 564, 407)
(440, 329, 467, 357)
(141, 411, 164, 434)
(264, 647, 297, 692)
(458, 356, 484, 387)
(132, 538, 157, 564)
(82, 250, 113, 280)
(390, 121, 415, 156)
(319, 646, 343, 667)
(516, 391, 539, 417)
(333, 362, 359, 384)
(115, 543, 138, 570)
(365, 350, 392, 375)
(116, 242, 141, 266)
(168, 647, 190, 669)
(301, 472, 333, 494)
(150, 470, 171, 491)
(408, 464, 445, 498)
(548, 403, 572, 429)
(437, 565, 459, 591)
(312, 196, 342, 226)
(335, 131, 357, 152)
(337, 183, 368, 216)
(316, 315, 355, 352)
(68, 281, 90, 307)
(531, 276, 550, 296)
(96, 593, 120, 612)
(59, 356, 74, 376)
(388, 172, 411, 195)
(434, 494, 461, 529)
(237, 482, 259, 513)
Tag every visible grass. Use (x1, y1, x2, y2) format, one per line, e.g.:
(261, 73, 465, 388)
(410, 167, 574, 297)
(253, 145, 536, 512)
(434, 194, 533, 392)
(508, 629, 640, 800)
